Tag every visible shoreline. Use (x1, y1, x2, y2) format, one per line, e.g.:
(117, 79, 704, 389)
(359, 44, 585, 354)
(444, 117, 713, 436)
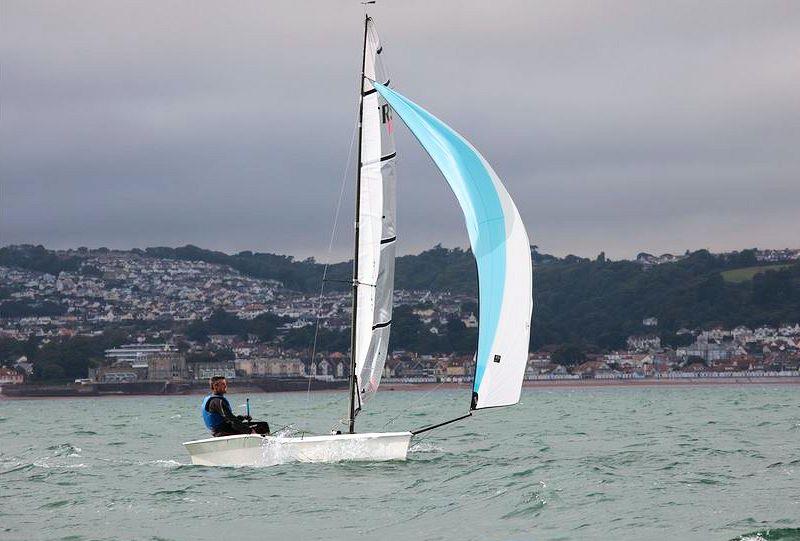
(1, 376, 797, 399)
(385, 376, 800, 391)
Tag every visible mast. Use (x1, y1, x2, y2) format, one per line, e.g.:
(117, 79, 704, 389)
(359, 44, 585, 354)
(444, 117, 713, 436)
(348, 13, 370, 434)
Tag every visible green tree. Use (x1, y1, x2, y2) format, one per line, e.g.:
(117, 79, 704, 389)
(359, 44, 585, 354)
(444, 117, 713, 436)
(551, 344, 586, 366)
(248, 312, 284, 341)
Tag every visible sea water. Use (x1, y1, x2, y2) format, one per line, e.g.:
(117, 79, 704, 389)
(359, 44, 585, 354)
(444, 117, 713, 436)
(1, 385, 798, 541)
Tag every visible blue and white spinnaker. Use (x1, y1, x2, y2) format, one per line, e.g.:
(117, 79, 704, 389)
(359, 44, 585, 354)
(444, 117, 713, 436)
(372, 82, 533, 410)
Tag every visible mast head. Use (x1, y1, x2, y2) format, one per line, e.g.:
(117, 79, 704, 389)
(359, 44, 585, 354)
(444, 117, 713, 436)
(362, 0, 375, 15)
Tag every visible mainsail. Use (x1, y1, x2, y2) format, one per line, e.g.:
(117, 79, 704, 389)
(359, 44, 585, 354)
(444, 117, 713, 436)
(372, 83, 533, 410)
(352, 17, 397, 412)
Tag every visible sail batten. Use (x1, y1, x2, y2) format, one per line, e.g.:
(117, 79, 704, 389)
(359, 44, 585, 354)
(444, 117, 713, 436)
(371, 82, 533, 411)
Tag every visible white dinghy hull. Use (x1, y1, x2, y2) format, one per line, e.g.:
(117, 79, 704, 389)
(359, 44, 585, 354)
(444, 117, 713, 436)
(183, 431, 413, 467)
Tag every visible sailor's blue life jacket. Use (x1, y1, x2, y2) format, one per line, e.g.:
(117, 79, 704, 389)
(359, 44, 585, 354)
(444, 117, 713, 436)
(202, 394, 231, 431)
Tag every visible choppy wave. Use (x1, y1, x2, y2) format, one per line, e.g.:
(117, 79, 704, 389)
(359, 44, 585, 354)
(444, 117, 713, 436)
(46, 443, 82, 456)
(140, 459, 186, 468)
(731, 529, 800, 541)
(1, 386, 797, 540)
(408, 441, 445, 454)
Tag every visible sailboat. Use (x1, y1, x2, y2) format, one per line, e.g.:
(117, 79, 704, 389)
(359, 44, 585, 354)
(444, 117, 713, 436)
(183, 14, 532, 467)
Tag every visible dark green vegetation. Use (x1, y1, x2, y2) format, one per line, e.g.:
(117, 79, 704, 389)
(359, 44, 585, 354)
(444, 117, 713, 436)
(0, 300, 67, 318)
(0, 329, 129, 382)
(185, 309, 285, 343)
(550, 344, 587, 366)
(180, 306, 477, 356)
(532, 249, 799, 350)
(0, 245, 81, 275)
(387, 305, 477, 354)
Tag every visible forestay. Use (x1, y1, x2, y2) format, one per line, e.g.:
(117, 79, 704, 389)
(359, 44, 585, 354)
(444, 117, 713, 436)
(353, 18, 397, 410)
(371, 83, 533, 410)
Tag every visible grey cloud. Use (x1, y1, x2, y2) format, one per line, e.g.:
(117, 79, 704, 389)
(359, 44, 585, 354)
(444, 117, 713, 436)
(2, 0, 798, 261)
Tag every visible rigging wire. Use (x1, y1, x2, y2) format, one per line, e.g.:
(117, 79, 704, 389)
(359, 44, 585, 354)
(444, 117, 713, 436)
(380, 380, 446, 429)
(305, 107, 360, 402)
(379, 365, 472, 430)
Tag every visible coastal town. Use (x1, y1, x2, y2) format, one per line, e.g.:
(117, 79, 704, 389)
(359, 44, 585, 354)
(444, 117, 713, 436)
(1, 246, 799, 394)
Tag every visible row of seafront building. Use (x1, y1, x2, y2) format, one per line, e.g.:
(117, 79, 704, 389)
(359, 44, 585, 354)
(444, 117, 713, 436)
(3, 337, 798, 388)
(62, 326, 800, 386)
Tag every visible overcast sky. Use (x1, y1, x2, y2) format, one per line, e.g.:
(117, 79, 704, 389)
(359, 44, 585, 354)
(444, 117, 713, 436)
(2, 1, 799, 261)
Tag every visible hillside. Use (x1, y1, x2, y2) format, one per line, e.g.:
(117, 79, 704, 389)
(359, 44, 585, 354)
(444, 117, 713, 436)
(2, 244, 799, 350)
(530, 251, 799, 349)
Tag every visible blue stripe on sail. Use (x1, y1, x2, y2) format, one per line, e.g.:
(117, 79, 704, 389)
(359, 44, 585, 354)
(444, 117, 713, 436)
(372, 82, 505, 394)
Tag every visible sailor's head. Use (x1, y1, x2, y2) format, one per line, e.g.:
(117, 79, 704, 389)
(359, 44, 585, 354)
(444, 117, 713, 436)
(210, 376, 228, 395)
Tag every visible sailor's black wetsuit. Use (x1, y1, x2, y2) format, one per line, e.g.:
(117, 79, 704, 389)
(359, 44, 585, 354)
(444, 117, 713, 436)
(204, 395, 253, 437)
(203, 395, 270, 437)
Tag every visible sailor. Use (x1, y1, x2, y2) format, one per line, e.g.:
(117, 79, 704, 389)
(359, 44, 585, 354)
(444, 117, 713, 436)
(202, 376, 270, 437)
